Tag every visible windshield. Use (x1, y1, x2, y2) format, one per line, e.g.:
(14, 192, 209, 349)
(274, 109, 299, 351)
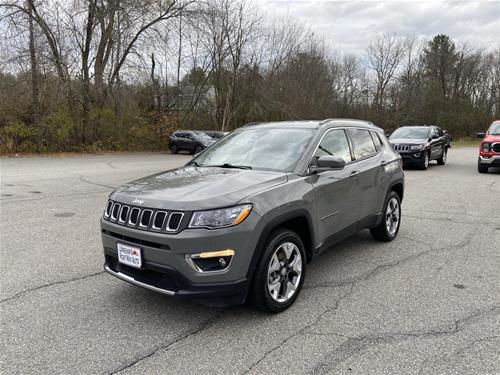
(192, 128, 315, 172)
(390, 127, 430, 140)
(489, 122, 500, 135)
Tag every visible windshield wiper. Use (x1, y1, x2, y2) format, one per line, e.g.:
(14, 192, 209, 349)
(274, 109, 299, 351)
(209, 163, 253, 170)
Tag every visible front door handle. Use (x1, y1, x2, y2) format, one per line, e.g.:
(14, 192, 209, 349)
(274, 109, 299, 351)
(350, 170, 359, 177)
(380, 160, 387, 166)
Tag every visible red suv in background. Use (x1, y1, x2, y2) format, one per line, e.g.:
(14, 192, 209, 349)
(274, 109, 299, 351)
(477, 120, 500, 173)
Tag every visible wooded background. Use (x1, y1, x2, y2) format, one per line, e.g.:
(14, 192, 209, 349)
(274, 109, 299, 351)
(1, 0, 499, 153)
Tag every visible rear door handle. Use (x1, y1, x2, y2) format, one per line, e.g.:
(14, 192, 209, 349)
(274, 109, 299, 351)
(380, 160, 388, 166)
(350, 170, 359, 177)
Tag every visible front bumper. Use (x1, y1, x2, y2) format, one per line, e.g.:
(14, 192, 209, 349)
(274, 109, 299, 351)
(101, 213, 262, 306)
(395, 151, 425, 164)
(478, 155, 500, 166)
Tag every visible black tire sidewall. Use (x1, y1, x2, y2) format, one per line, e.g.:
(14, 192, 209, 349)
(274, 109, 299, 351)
(252, 229, 306, 313)
(371, 191, 402, 241)
(170, 145, 178, 154)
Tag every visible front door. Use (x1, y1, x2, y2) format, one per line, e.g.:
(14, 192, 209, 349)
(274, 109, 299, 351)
(311, 129, 361, 245)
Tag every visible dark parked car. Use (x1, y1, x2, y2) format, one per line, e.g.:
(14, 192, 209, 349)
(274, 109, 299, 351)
(388, 125, 451, 169)
(102, 119, 404, 312)
(169, 130, 216, 154)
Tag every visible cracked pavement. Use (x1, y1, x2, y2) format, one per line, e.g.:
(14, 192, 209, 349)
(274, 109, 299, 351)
(1, 148, 499, 374)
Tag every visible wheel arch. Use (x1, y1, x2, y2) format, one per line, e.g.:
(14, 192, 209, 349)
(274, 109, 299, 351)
(246, 209, 315, 281)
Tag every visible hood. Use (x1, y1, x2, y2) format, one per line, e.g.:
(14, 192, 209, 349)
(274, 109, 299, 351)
(483, 134, 500, 142)
(111, 166, 287, 210)
(389, 138, 428, 145)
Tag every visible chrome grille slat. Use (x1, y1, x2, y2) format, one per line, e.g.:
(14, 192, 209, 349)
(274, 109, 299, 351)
(394, 145, 410, 152)
(139, 209, 153, 228)
(152, 211, 167, 230)
(128, 207, 140, 226)
(104, 201, 184, 233)
(166, 212, 184, 231)
(118, 205, 130, 223)
(104, 200, 113, 218)
(110, 203, 121, 221)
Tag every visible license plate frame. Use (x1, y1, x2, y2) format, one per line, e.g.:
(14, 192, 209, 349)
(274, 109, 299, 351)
(117, 242, 142, 269)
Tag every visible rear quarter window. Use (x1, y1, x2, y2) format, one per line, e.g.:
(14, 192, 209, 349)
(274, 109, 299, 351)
(348, 128, 377, 160)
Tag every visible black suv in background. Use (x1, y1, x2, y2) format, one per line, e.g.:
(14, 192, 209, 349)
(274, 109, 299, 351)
(388, 125, 451, 170)
(169, 131, 217, 154)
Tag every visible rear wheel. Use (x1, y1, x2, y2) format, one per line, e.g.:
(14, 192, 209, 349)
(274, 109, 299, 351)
(370, 191, 401, 242)
(250, 229, 306, 313)
(478, 163, 488, 173)
(437, 147, 447, 165)
(418, 151, 430, 170)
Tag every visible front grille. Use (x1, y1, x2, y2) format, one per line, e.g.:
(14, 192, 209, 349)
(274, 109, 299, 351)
(104, 200, 185, 233)
(393, 144, 410, 152)
(493, 143, 500, 153)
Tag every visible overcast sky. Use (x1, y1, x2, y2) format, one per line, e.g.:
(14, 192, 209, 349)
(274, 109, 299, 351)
(257, 0, 500, 55)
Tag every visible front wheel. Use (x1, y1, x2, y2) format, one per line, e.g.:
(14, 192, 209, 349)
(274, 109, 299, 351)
(250, 229, 306, 313)
(170, 144, 178, 154)
(418, 151, 430, 170)
(437, 148, 447, 165)
(370, 191, 401, 242)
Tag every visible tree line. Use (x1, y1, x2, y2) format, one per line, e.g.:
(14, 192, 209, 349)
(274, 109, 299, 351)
(0, 0, 499, 153)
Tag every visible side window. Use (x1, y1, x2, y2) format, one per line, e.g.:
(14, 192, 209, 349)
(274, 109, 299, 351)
(371, 131, 382, 151)
(176, 132, 185, 139)
(315, 129, 352, 163)
(437, 128, 444, 136)
(348, 128, 377, 160)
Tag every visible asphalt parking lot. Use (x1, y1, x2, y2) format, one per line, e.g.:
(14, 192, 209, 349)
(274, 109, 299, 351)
(1, 147, 499, 374)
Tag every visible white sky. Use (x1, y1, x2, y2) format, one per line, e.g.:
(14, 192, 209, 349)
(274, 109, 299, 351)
(256, 0, 500, 55)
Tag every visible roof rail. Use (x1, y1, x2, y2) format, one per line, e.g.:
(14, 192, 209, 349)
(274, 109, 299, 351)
(242, 122, 261, 127)
(319, 118, 372, 126)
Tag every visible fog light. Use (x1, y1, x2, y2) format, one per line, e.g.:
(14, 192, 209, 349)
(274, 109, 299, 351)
(414, 152, 421, 157)
(186, 249, 235, 273)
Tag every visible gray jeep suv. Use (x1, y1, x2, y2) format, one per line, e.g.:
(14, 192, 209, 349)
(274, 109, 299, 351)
(101, 119, 404, 312)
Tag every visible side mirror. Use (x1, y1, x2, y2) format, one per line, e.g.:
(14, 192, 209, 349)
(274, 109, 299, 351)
(477, 132, 485, 139)
(431, 134, 439, 139)
(314, 156, 346, 172)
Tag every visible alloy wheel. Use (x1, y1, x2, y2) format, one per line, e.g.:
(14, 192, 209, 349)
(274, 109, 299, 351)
(267, 242, 303, 303)
(385, 197, 400, 236)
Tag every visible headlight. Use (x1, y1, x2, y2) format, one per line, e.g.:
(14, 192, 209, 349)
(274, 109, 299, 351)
(410, 144, 425, 150)
(189, 204, 252, 229)
(481, 142, 491, 153)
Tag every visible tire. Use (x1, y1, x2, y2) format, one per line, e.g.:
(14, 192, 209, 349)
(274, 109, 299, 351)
(478, 163, 488, 173)
(418, 151, 430, 170)
(437, 147, 447, 165)
(249, 229, 306, 313)
(370, 191, 401, 242)
(194, 145, 203, 155)
(170, 144, 178, 154)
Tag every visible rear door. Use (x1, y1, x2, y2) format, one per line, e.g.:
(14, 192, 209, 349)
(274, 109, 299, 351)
(346, 128, 384, 221)
(430, 127, 444, 159)
(311, 129, 361, 244)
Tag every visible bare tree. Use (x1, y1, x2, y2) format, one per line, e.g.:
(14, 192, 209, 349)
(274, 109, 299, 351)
(366, 33, 406, 108)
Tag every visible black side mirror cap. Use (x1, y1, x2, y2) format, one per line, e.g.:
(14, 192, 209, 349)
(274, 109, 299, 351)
(314, 155, 346, 172)
(477, 132, 485, 139)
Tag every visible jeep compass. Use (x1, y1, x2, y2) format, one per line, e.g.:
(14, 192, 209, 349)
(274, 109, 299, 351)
(101, 119, 404, 312)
